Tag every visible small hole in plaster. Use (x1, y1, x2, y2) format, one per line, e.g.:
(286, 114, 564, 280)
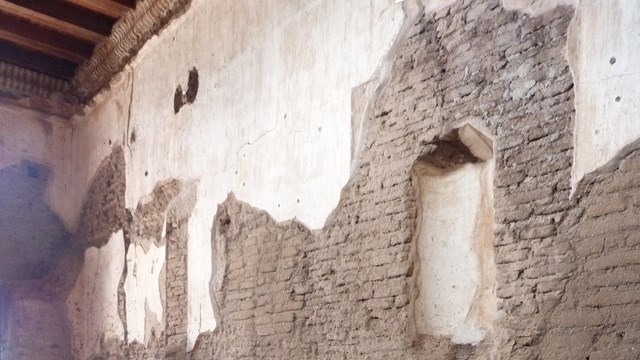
(615, 96, 621, 102)
(594, 129, 600, 135)
(145, 170, 148, 177)
(318, 126, 322, 132)
(278, 204, 280, 208)
(174, 85, 183, 114)
(297, 199, 300, 203)
(130, 130, 137, 143)
(109, 139, 112, 145)
(27, 165, 39, 179)
(174, 67, 199, 114)
(185, 67, 199, 104)
(235, 170, 238, 175)
(284, 113, 287, 119)
(242, 182, 245, 187)
(609, 57, 616, 65)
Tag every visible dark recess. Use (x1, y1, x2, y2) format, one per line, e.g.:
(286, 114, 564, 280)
(174, 67, 199, 114)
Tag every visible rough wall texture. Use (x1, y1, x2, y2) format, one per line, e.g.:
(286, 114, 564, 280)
(539, 147, 640, 360)
(6, 0, 640, 359)
(188, 1, 578, 358)
(76, 146, 127, 248)
(66, 147, 201, 359)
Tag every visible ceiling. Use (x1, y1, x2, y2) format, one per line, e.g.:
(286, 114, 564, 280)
(0, 0, 192, 114)
(0, 0, 136, 81)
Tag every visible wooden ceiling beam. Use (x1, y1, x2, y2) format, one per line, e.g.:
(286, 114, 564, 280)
(111, 0, 137, 8)
(0, 0, 106, 43)
(2, 0, 115, 37)
(0, 40, 78, 80)
(61, 0, 134, 18)
(0, 13, 93, 63)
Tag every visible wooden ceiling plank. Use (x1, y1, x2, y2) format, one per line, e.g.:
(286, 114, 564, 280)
(110, 0, 136, 8)
(61, 0, 133, 18)
(0, 30, 85, 63)
(0, 13, 94, 62)
(3, 0, 115, 37)
(0, 0, 105, 43)
(0, 40, 77, 79)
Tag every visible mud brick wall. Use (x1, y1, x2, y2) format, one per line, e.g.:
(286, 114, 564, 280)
(190, 1, 592, 359)
(166, 223, 189, 349)
(192, 198, 315, 358)
(54, 0, 640, 359)
(538, 148, 640, 360)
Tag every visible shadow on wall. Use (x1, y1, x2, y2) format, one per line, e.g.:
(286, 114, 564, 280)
(0, 161, 75, 360)
(0, 288, 8, 356)
(410, 125, 496, 346)
(0, 161, 70, 281)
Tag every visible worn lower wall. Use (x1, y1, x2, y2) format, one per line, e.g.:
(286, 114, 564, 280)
(539, 147, 640, 359)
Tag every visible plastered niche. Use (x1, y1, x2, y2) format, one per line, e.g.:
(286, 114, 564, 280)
(412, 125, 495, 345)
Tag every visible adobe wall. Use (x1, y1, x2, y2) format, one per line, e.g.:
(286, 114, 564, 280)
(186, 2, 640, 358)
(195, 1, 576, 358)
(3, 0, 640, 359)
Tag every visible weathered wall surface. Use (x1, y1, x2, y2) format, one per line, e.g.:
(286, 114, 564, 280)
(0, 108, 76, 360)
(569, 0, 640, 190)
(189, 1, 577, 358)
(51, 0, 407, 350)
(3, 0, 640, 359)
(539, 147, 640, 359)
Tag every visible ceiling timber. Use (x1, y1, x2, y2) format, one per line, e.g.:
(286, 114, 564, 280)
(0, 0, 191, 115)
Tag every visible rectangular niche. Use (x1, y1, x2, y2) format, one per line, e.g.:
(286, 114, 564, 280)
(412, 125, 496, 345)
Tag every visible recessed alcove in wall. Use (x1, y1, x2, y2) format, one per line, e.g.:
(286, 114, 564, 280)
(411, 125, 496, 345)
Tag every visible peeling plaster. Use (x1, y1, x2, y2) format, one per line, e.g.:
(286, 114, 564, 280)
(124, 242, 166, 345)
(569, 0, 640, 192)
(61, 0, 407, 349)
(6, 0, 639, 355)
(67, 231, 125, 360)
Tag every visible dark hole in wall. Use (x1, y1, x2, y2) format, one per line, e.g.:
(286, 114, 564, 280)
(185, 67, 199, 104)
(174, 85, 184, 114)
(27, 165, 39, 178)
(174, 67, 199, 114)
(417, 130, 480, 170)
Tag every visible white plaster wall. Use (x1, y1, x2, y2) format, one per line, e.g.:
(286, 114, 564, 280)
(53, 0, 406, 349)
(414, 161, 495, 345)
(569, 0, 640, 189)
(124, 242, 166, 344)
(503, 0, 640, 190)
(0, 103, 68, 175)
(66, 231, 125, 360)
